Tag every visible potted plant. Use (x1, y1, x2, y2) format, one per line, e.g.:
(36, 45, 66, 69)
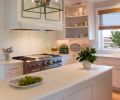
(59, 44, 69, 54)
(76, 47, 97, 70)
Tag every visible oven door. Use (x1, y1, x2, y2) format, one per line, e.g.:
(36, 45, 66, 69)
(23, 61, 42, 74)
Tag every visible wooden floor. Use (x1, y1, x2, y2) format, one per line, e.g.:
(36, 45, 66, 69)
(112, 91, 120, 100)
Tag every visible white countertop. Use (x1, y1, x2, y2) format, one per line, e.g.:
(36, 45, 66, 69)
(0, 60, 23, 65)
(0, 63, 112, 100)
(96, 53, 120, 58)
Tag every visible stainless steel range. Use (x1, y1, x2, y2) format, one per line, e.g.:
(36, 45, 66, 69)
(13, 54, 62, 74)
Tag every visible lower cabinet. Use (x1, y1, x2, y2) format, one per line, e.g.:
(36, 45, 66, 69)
(41, 71, 112, 100)
(6, 63, 23, 79)
(95, 57, 120, 90)
(94, 77, 112, 100)
(66, 85, 93, 100)
(0, 61, 23, 79)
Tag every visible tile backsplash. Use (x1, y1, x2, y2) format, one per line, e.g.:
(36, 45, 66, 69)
(0, 30, 64, 60)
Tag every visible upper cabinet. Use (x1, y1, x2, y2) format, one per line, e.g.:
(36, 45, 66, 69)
(6, 0, 64, 30)
(64, 0, 95, 40)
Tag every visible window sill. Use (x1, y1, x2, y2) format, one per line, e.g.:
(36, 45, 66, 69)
(97, 48, 120, 54)
(96, 49, 120, 58)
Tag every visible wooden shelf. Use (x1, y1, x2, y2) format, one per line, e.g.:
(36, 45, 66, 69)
(66, 26, 88, 29)
(66, 15, 87, 18)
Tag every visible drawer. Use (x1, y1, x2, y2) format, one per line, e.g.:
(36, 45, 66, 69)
(7, 68, 22, 74)
(6, 72, 22, 79)
(6, 68, 23, 79)
(7, 63, 23, 68)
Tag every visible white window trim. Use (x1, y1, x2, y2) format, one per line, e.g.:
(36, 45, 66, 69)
(95, 6, 120, 53)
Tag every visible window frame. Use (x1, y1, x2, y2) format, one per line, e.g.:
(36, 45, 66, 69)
(95, 6, 120, 53)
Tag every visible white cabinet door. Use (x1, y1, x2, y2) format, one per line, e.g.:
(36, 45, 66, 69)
(112, 68, 119, 88)
(6, 63, 23, 79)
(94, 77, 112, 100)
(117, 69, 120, 89)
(65, 86, 93, 100)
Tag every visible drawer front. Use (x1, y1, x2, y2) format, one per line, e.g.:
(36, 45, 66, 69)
(6, 63, 23, 79)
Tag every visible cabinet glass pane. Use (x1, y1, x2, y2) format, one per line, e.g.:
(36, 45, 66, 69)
(45, 3, 62, 21)
(22, 0, 41, 19)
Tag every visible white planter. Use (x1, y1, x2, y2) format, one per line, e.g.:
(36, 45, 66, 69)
(4, 53, 11, 61)
(82, 61, 91, 70)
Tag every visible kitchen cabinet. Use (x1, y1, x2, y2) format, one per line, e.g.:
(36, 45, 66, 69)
(95, 56, 120, 90)
(64, 1, 95, 40)
(41, 68, 112, 100)
(65, 85, 93, 100)
(6, 0, 64, 30)
(94, 76, 112, 100)
(0, 60, 23, 79)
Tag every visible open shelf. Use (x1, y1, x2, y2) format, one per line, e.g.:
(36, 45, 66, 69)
(65, 3, 88, 38)
(66, 15, 87, 18)
(66, 26, 88, 29)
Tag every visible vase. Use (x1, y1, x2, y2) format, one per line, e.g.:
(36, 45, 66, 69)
(82, 61, 91, 70)
(4, 53, 11, 61)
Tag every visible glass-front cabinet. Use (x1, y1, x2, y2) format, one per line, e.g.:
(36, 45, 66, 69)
(6, 0, 64, 30)
(64, 0, 95, 40)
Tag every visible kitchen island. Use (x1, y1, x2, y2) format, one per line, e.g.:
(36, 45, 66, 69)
(0, 63, 112, 100)
(95, 54, 120, 91)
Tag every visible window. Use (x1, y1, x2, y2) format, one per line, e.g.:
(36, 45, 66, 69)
(98, 8, 120, 49)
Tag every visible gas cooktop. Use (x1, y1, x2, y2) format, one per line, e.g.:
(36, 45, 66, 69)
(13, 53, 62, 74)
(13, 53, 61, 62)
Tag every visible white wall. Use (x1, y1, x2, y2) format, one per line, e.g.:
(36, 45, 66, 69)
(0, 0, 65, 60)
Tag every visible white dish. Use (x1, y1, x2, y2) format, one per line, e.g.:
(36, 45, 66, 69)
(9, 77, 42, 88)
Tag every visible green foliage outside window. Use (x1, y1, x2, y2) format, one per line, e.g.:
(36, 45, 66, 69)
(111, 31, 120, 48)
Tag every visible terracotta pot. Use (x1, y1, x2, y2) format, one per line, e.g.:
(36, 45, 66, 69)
(82, 61, 91, 70)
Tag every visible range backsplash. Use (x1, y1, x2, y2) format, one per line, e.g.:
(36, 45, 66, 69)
(0, 30, 64, 60)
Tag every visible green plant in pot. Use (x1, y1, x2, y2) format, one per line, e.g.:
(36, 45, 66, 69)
(59, 44, 69, 54)
(76, 47, 97, 70)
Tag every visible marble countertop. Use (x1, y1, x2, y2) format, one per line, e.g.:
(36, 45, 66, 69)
(96, 53, 120, 58)
(0, 63, 112, 100)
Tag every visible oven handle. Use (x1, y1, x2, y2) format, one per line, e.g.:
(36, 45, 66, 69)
(31, 69, 40, 72)
(46, 64, 62, 69)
